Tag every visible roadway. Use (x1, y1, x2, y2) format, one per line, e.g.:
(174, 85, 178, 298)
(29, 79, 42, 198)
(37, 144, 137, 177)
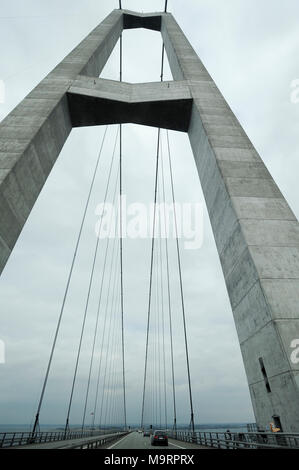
(8, 431, 210, 450)
(104, 431, 210, 450)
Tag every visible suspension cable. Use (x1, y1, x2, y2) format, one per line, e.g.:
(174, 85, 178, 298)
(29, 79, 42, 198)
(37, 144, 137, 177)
(90, 165, 120, 429)
(64, 127, 119, 434)
(109, 287, 123, 429)
(154, 260, 158, 428)
(164, 1, 168, 13)
(160, 134, 177, 433)
(81, 163, 120, 430)
(156, 10, 179, 433)
(119, 1, 122, 9)
(31, 126, 108, 436)
(92, 202, 120, 428)
(141, 1, 170, 428)
(151, 247, 158, 429)
(166, 130, 195, 434)
(80, 233, 110, 431)
(157, 166, 168, 431)
(105, 310, 121, 428)
(103, 275, 121, 427)
(150, 325, 155, 427)
(141, 129, 161, 429)
(99, 245, 120, 427)
(155, 228, 162, 428)
(119, 22, 127, 431)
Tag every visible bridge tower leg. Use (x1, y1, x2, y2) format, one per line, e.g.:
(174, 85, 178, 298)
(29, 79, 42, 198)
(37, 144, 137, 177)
(0, 9, 299, 432)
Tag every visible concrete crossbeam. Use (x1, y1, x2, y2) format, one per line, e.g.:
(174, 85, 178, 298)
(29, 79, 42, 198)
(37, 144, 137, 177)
(123, 11, 162, 31)
(67, 76, 192, 130)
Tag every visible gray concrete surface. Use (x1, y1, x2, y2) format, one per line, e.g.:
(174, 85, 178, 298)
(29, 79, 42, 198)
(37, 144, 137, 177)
(1, 8, 299, 432)
(103, 431, 210, 450)
(67, 76, 192, 130)
(161, 12, 299, 432)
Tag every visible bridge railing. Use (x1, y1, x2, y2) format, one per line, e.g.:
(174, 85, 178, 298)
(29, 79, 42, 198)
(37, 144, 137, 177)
(68, 432, 129, 449)
(169, 430, 299, 449)
(0, 428, 124, 448)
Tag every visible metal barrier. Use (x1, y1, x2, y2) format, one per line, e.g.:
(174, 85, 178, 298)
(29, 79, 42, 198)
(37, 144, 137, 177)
(0, 428, 124, 448)
(68, 432, 129, 449)
(169, 430, 299, 449)
(246, 423, 258, 433)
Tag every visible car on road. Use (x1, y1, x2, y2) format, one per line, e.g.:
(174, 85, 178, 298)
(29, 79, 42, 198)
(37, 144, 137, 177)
(143, 430, 151, 437)
(151, 430, 168, 446)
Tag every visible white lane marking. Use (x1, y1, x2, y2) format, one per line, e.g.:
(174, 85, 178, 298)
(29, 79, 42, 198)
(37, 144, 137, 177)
(108, 433, 131, 449)
(169, 442, 186, 449)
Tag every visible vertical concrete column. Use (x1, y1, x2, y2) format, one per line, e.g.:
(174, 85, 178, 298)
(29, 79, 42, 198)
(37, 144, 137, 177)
(0, 10, 123, 274)
(162, 14, 299, 432)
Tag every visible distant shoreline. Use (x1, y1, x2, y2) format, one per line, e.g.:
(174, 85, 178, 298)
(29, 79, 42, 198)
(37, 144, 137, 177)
(0, 422, 250, 433)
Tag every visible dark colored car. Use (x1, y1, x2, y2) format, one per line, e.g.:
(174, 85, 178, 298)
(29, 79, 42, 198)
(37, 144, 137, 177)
(151, 430, 168, 446)
(143, 430, 151, 437)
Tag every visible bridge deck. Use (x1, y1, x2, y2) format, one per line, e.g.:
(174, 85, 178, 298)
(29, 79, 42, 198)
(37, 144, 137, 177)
(102, 431, 211, 450)
(7, 431, 211, 450)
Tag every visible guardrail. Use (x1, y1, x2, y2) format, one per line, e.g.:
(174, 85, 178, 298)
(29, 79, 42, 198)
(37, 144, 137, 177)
(0, 428, 124, 449)
(169, 430, 299, 449)
(68, 432, 129, 449)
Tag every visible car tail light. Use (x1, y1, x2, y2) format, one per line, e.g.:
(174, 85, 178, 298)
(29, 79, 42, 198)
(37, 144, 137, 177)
(154, 435, 158, 439)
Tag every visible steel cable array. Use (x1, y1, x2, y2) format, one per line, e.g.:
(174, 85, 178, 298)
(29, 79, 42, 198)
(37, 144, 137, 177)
(30, 0, 196, 437)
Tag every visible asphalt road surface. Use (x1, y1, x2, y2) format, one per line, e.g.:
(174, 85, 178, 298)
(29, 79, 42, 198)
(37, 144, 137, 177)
(106, 431, 208, 450)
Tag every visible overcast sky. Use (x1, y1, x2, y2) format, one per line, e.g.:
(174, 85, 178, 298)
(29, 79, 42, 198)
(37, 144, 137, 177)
(1, 0, 299, 428)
